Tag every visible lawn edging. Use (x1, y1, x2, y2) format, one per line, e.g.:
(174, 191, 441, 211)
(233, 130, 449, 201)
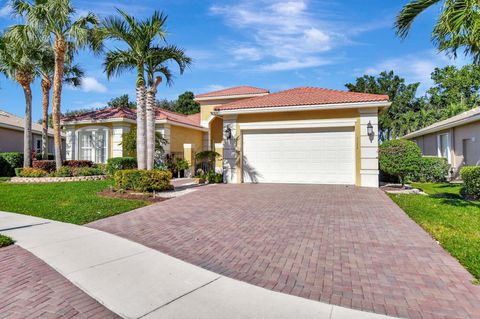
(10, 175, 108, 183)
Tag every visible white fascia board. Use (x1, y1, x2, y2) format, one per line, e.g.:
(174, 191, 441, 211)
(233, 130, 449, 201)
(195, 93, 268, 102)
(155, 119, 209, 132)
(238, 118, 357, 130)
(214, 101, 390, 116)
(61, 118, 136, 125)
(403, 113, 480, 139)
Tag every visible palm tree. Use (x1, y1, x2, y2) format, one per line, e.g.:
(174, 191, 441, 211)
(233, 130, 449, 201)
(12, 0, 99, 169)
(38, 47, 84, 159)
(395, 0, 480, 63)
(0, 32, 44, 167)
(145, 46, 191, 169)
(100, 9, 167, 169)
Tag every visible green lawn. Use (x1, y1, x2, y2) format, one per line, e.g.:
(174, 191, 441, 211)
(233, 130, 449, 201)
(390, 182, 480, 280)
(0, 234, 14, 247)
(0, 180, 148, 225)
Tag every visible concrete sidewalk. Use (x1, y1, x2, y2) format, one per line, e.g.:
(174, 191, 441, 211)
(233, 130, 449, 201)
(0, 211, 395, 319)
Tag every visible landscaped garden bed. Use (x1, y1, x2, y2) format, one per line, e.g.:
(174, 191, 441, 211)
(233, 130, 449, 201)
(0, 234, 14, 248)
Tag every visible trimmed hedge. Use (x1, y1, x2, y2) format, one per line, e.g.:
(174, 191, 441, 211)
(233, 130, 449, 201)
(107, 157, 137, 175)
(18, 168, 48, 177)
(33, 160, 56, 173)
(379, 139, 422, 185)
(413, 156, 449, 183)
(114, 169, 172, 192)
(63, 160, 93, 168)
(460, 166, 480, 200)
(0, 152, 23, 177)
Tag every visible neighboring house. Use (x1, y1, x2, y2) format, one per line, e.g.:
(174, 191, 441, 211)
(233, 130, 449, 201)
(62, 86, 390, 187)
(403, 107, 480, 178)
(0, 109, 64, 156)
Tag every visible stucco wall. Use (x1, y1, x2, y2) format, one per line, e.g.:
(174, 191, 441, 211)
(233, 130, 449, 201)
(169, 125, 204, 154)
(0, 127, 59, 154)
(198, 96, 262, 123)
(209, 116, 224, 147)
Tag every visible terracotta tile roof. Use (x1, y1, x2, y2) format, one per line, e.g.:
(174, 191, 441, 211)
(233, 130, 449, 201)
(195, 86, 269, 98)
(62, 107, 202, 128)
(215, 87, 390, 111)
(0, 109, 56, 136)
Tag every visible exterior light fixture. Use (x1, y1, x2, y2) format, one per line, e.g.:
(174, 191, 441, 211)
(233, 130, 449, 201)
(367, 121, 374, 137)
(224, 126, 232, 140)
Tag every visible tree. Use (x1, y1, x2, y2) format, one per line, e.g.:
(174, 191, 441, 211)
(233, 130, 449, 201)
(145, 46, 191, 169)
(12, 0, 99, 170)
(346, 71, 420, 141)
(121, 129, 167, 158)
(379, 139, 422, 186)
(0, 32, 44, 167)
(99, 9, 167, 170)
(107, 94, 136, 109)
(175, 91, 200, 115)
(395, 0, 480, 63)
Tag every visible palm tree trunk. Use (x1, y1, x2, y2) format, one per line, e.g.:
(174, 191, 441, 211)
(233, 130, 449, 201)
(21, 84, 33, 167)
(136, 83, 147, 169)
(53, 37, 66, 170)
(146, 77, 162, 170)
(41, 76, 52, 160)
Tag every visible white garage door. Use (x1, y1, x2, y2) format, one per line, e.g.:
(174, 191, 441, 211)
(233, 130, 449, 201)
(242, 127, 355, 184)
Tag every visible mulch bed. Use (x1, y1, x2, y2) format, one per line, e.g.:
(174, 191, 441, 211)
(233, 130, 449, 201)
(97, 189, 168, 203)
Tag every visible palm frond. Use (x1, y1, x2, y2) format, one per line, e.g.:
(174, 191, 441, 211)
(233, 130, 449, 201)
(103, 48, 137, 79)
(395, 0, 443, 38)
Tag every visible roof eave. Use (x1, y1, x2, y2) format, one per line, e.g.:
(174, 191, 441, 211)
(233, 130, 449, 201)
(403, 113, 480, 139)
(213, 101, 391, 116)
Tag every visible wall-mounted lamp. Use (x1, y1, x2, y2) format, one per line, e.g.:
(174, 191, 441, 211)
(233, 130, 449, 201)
(367, 121, 374, 137)
(224, 126, 232, 140)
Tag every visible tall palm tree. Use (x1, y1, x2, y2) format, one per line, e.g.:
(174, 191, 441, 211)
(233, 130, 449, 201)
(395, 0, 480, 63)
(145, 46, 191, 169)
(0, 32, 43, 167)
(12, 0, 99, 169)
(100, 9, 167, 169)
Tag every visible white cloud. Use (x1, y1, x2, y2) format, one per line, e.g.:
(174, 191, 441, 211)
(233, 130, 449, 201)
(0, 4, 12, 17)
(362, 51, 471, 94)
(210, 0, 347, 71)
(80, 77, 107, 93)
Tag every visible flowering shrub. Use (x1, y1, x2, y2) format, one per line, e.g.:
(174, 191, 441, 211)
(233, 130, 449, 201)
(33, 160, 56, 173)
(63, 160, 94, 168)
(18, 168, 48, 177)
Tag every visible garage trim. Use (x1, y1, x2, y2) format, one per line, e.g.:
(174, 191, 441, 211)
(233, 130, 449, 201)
(238, 118, 357, 130)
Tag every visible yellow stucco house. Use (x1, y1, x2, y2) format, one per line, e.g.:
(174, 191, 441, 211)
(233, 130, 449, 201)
(62, 86, 390, 187)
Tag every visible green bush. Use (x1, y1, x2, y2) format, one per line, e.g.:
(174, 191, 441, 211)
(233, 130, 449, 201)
(54, 166, 73, 177)
(77, 167, 104, 176)
(206, 172, 223, 184)
(93, 163, 107, 175)
(379, 139, 422, 186)
(18, 167, 48, 177)
(412, 156, 449, 183)
(460, 166, 480, 200)
(106, 157, 137, 175)
(0, 152, 23, 176)
(14, 168, 23, 176)
(114, 169, 172, 192)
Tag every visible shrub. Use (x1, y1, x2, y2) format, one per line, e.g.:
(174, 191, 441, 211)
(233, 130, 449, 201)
(77, 167, 104, 176)
(106, 157, 137, 175)
(18, 167, 48, 177)
(379, 139, 422, 186)
(412, 156, 449, 183)
(206, 172, 223, 184)
(32, 160, 56, 173)
(14, 168, 23, 176)
(460, 166, 480, 200)
(63, 160, 93, 168)
(93, 163, 107, 175)
(0, 152, 23, 176)
(54, 166, 73, 177)
(114, 169, 172, 192)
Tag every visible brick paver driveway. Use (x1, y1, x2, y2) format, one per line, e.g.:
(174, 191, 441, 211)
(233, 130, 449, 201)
(0, 245, 119, 319)
(89, 184, 480, 319)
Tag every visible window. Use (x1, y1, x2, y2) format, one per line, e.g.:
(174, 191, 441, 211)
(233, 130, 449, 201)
(77, 128, 108, 163)
(437, 133, 451, 164)
(35, 138, 42, 152)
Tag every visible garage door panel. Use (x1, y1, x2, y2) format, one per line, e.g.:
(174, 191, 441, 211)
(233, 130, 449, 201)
(242, 128, 355, 184)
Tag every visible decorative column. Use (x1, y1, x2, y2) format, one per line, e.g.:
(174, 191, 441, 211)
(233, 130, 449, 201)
(112, 124, 130, 158)
(65, 126, 75, 160)
(359, 108, 379, 187)
(183, 143, 194, 177)
(223, 115, 238, 183)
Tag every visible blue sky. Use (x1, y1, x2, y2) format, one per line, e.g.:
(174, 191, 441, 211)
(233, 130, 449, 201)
(0, 0, 471, 121)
